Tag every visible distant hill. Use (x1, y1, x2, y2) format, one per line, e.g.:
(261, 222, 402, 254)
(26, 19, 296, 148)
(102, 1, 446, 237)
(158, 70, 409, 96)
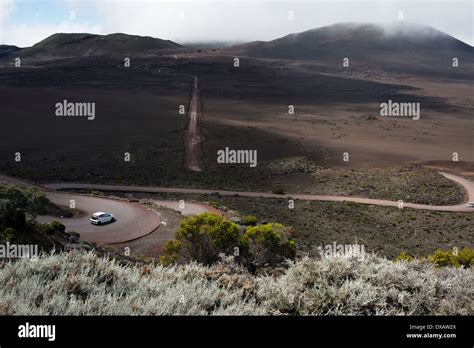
(0, 44, 21, 57)
(224, 22, 474, 60)
(10, 33, 184, 59)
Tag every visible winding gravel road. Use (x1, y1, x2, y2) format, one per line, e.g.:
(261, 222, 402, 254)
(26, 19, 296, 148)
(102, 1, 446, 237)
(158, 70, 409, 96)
(1, 171, 472, 245)
(0, 175, 162, 244)
(36, 192, 162, 244)
(42, 172, 474, 212)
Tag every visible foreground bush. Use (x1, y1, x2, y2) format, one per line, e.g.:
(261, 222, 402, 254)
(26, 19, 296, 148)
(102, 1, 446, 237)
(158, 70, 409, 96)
(240, 215, 258, 226)
(162, 213, 240, 266)
(239, 223, 296, 270)
(0, 250, 472, 315)
(161, 213, 296, 270)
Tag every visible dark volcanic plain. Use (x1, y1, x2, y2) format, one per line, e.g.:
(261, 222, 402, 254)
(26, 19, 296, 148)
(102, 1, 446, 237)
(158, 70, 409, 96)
(1, 23, 472, 186)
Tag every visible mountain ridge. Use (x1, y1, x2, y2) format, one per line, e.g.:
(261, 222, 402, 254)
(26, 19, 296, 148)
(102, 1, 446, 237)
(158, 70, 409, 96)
(9, 32, 184, 59)
(223, 22, 474, 60)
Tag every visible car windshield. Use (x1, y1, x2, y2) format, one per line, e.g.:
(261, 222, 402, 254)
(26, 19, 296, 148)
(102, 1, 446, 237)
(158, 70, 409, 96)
(91, 215, 98, 220)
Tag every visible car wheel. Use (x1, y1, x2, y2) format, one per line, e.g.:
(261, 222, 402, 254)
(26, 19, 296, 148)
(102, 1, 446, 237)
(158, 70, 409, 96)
(97, 221, 102, 225)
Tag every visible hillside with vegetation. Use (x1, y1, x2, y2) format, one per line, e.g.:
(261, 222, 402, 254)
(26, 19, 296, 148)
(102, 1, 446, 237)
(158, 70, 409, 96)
(0, 183, 79, 250)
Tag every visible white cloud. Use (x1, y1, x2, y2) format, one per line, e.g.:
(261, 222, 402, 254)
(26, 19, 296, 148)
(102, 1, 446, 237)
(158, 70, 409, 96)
(0, 0, 15, 44)
(92, 0, 474, 46)
(1, 22, 103, 47)
(0, 0, 14, 22)
(1, 0, 102, 47)
(1, 0, 472, 47)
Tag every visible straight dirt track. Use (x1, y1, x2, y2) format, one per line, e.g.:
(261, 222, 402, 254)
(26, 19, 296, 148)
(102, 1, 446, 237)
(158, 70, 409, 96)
(184, 76, 203, 171)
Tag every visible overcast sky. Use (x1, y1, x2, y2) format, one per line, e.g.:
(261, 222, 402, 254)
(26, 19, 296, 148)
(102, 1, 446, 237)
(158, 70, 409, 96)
(1, 0, 472, 47)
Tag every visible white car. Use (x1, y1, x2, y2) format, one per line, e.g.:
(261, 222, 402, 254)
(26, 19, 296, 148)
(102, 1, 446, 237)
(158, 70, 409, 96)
(468, 202, 474, 208)
(90, 212, 116, 225)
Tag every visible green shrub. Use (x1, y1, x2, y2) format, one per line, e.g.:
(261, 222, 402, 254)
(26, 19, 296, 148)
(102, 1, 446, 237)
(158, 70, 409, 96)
(394, 252, 414, 262)
(23, 187, 51, 216)
(429, 247, 474, 268)
(241, 215, 258, 226)
(162, 213, 296, 270)
(207, 200, 220, 209)
(0, 183, 71, 228)
(49, 221, 66, 234)
(456, 247, 474, 268)
(395, 248, 474, 269)
(160, 240, 182, 266)
(37, 220, 67, 236)
(164, 213, 240, 265)
(429, 250, 459, 268)
(240, 223, 296, 270)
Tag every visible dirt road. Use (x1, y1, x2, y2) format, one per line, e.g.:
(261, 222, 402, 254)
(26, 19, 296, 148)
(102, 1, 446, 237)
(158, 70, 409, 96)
(37, 192, 162, 244)
(41, 172, 474, 212)
(0, 175, 162, 245)
(1, 170, 472, 248)
(184, 76, 203, 171)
